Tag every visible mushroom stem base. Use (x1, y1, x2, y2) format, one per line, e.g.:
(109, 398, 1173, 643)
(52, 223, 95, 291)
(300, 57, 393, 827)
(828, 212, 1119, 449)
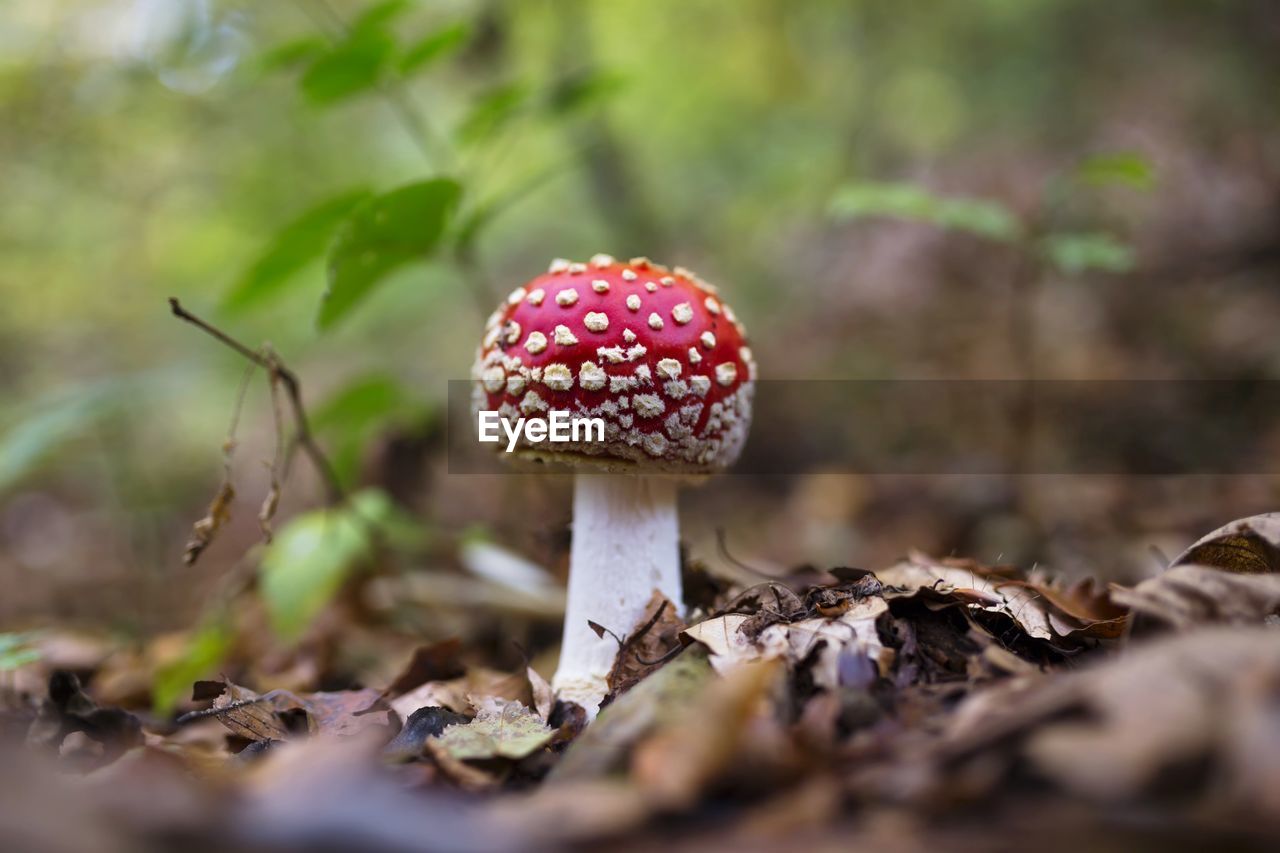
(554, 473, 682, 716)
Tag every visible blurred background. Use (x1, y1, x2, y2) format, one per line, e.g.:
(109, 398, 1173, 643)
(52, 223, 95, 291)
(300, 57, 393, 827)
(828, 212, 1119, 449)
(3, 0, 1279, 697)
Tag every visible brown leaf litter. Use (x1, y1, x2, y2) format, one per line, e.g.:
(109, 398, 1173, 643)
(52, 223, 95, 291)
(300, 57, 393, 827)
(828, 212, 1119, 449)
(3, 513, 1280, 849)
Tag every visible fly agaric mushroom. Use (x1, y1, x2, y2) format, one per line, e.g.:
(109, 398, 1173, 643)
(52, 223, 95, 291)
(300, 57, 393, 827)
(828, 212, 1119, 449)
(472, 254, 756, 713)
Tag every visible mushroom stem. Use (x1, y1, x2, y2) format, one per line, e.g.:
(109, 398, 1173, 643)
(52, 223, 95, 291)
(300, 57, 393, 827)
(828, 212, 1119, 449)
(554, 472, 682, 715)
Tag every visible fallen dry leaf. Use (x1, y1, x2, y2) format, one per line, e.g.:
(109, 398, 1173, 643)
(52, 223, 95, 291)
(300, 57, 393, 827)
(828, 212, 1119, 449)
(382, 638, 467, 698)
(384, 706, 469, 761)
(631, 659, 785, 809)
(1170, 512, 1280, 574)
(604, 592, 685, 700)
(551, 648, 715, 783)
(685, 601, 891, 688)
(186, 680, 393, 742)
(26, 671, 143, 770)
(389, 666, 533, 722)
(527, 667, 554, 721)
(1110, 564, 1280, 630)
(434, 699, 553, 761)
(887, 626, 1280, 807)
(877, 552, 1118, 641)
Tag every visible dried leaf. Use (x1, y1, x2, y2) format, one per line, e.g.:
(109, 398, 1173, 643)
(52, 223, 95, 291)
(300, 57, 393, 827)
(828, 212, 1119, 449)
(685, 598, 890, 687)
(384, 639, 466, 697)
(197, 681, 291, 742)
(384, 706, 469, 761)
(1110, 565, 1280, 630)
(26, 672, 143, 769)
(433, 700, 552, 761)
(1170, 512, 1280, 574)
(489, 780, 651, 846)
(390, 680, 469, 720)
(761, 605, 891, 688)
(527, 667, 555, 722)
(923, 627, 1280, 803)
(183, 480, 234, 566)
(187, 681, 391, 742)
(682, 613, 757, 669)
(631, 660, 783, 809)
(298, 690, 394, 737)
(551, 648, 714, 783)
(605, 592, 685, 699)
(878, 553, 1116, 640)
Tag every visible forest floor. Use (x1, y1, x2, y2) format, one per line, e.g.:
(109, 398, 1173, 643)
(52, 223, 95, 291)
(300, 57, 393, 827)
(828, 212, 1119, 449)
(3, 514, 1280, 852)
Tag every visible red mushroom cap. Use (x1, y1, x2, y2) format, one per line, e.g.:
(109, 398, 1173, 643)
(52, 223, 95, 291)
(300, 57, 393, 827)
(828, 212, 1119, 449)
(472, 254, 756, 472)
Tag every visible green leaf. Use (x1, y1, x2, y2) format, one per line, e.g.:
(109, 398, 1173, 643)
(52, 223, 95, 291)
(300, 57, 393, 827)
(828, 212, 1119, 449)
(0, 398, 101, 493)
(829, 182, 1021, 241)
(225, 190, 371, 311)
(0, 372, 174, 494)
(453, 159, 573, 256)
(311, 374, 415, 432)
(434, 700, 553, 760)
(399, 21, 471, 74)
(347, 488, 430, 551)
(1077, 152, 1155, 190)
(545, 68, 626, 116)
(151, 620, 231, 715)
(0, 632, 40, 671)
(457, 82, 530, 145)
(351, 0, 412, 34)
(300, 29, 395, 106)
(0, 381, 129, 494)
(1041, 231, 1135, 274)
(259, 500, 377, 641)
(310, 374, 431, 487)
(259, 37, 328, 73)
(320, 178, 462, 329)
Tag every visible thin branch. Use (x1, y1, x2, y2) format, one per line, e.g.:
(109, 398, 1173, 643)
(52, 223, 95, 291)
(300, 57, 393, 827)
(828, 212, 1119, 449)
(715, 527, 777, 579)
(181, 362, 256, 566)
(168, 298, 344, 505)
(175, 696, 267, 726)
(259, 352, 286, 542)
(380, 83, 455, 170)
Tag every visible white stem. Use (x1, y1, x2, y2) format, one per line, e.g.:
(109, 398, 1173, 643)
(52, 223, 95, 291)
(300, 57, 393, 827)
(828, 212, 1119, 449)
(553, 473, 682, 715)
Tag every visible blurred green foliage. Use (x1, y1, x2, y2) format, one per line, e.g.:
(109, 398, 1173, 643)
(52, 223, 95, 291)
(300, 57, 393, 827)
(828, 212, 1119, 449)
(310, 373, 432, 487)
(151, 619, 230, 714)
(1041, 232, 1135, 275)
(830, 149, 1152, 275)
(259, 489, 423, 641)
(2, 0, 1276, 652)
(320, 178, 461, 328)
(225, 189, 371, 311)
(1076, 152, 1156, 191)
(0, 633, 41, 671)
(830, 183, 1022, 241)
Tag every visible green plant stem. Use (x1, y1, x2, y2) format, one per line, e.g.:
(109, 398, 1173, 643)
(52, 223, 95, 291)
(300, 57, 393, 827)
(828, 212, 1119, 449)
(300, 0, 455, 170)
(298, 0, 505, 311)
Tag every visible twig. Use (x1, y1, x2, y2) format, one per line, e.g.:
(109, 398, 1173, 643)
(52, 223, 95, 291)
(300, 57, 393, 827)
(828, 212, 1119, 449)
(175, 696, 266, 726)
(259, 350, 286, 542)
(168, 298, 344, 506)
(715, 527, 777, 580)
(181, 362, 255, 566)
